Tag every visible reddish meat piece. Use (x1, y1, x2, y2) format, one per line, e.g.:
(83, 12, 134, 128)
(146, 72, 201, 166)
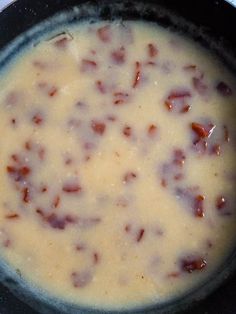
(165, 89, 191, 113)
(123, 126, 132, 137)
(113, 92, 129, 105)
(216, 81, 232, 96)
(180, 256, 207, 273)
(96, 80, 107, 94)
(136, 228, 145, 242)
(191, 122, 215, 138)
(133, 62, 141, 88)
(62, 182, 82, 193)
(148, 124, 158, 137)
(81, 59, 97, 72)
(147, 43, 158, 58)
(123, 171, 138, 183)
(111, 47, 126, 64)
(5, 213, 20, 219)
(97, 25, 111, 42)
(194, 195, 205, 217)
(91, 120, 106, 135)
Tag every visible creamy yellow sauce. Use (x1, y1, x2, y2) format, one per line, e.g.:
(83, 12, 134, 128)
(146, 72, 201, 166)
(0, 21, 236, 310)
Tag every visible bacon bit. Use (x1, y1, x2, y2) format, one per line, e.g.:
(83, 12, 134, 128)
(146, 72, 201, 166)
(161, 178, 167, 187)
(180, 257, 207, 273)
(7, 166, 31, 182)
(123, 126, 132, 137)
(211, 144, 221, 156)
(167, 271, 180, 278)
(40, 186, 48, 193)
(54, 36, 72, 49)
(93, 252, 100, 264)
(71, 270, 93, 288)
(194, 195, 205, 217)
(24, 141, 32, 151)
(22, 187, 30, 203)
(223, 125, 230, 142)
(192, 77, 208, 95)
(191, 122, 215, 138)
(38, 82, 58, 97)
(148, 43, 158, 58)
(97, 25, 111, 43)
(124, 224, 131, 232)
(165, 90, 191, 113)
(11, 118, 16, 125)
(133, 62, 141, 88)
(123, 171, 138, 183)
(75, 243, 86, 251)
(216, 81, 232, 96)
(32, 112, 44, 125)
(36, 209, 78, 230)
(5, 213, 20, 219)
(216, 196, 226, 209)
(95, 80, 106, 94)
(52, 195, 60, 208)
(62, 183, 81, 193)
(173, 149, 186, 166)
(113, 92, 129, 105)
(136, 228, 145, 242)
(148, 124, 157, 137)
(11, 154, 19, 162)
(183, 64, 197, 71)
(91, 120, 106, 135)
(111, 46, 126, 64)
(81, 59, 97, 72)
(215, 195, 232, 216)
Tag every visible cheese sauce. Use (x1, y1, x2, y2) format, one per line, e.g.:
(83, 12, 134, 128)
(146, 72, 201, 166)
(0, 21, 236, 310)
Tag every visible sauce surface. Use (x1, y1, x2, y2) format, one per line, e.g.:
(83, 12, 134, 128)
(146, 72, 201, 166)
(0, 21, 236, 310)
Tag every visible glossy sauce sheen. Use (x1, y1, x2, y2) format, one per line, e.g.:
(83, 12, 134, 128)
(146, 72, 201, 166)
(0, 21, 236, 309)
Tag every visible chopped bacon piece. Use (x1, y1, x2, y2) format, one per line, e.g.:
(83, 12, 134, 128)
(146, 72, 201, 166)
(215, 195, 232, 216)
(165, 89, 191, 113)
(111, 47, 126, 64)
(38, 82, 58, 97)
(113, 92, 129, 105)
(173, 149, 186, 166)
(123, 171, 138, 183)
(183, 64, 197, 71)
(32, 112, 44, 125)
(136, 228, 145, 242)
(54, 35, 72, 49)
(194, 195, 205, 217)
(52, 195, 60, 208)
(148, 124, 157, 137)
(133, 62, 141, 88)
(93, 252, 100, 264)
(22, 187, 30, 203)
(36, 209, 78, 230)
(147, 43, 158, 58)
(216, 81, 232, 96)
(91, 120, 106, 135)
(191, 122, 215, 138)
(123, 126, 132, 137)
(97, 25, 111, 42)
(211, 144, 221, 156)
(5, 213, 20, 219)
(223, 125, 230, 142)
(71, 270, 93, 288)
(180, 256, 207, 273)
(81, 59, 97, 72)
(62, 182, 81, 193)
(95, 80, 107, 94)
(7, 165, 31, 182)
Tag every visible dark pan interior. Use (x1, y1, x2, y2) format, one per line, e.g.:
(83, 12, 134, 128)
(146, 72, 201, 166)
(0, 0, 236, 313)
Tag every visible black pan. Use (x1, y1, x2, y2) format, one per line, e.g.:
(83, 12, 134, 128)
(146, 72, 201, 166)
(0, 1, 236, 313)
